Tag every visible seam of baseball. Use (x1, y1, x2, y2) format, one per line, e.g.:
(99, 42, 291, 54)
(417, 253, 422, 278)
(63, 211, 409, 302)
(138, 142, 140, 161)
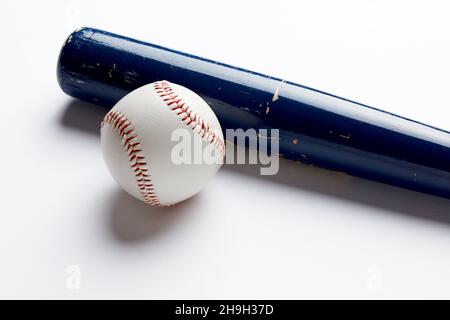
(153, 81, 226, 157)
(101, 110, 165, 207)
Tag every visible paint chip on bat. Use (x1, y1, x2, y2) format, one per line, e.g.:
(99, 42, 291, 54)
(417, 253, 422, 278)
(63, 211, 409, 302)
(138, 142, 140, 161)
(272, 80, 286, 102)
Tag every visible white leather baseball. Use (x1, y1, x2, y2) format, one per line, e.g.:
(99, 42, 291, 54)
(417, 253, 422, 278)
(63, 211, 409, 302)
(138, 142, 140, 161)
(101, 81, 225, 206)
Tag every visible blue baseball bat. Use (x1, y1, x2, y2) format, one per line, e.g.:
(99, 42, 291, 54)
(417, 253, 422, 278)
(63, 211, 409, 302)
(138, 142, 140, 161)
(57, 27, 450, 199)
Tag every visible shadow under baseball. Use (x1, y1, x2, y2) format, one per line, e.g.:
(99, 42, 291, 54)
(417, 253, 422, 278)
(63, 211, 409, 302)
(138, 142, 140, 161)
(108, 189, 198, 243)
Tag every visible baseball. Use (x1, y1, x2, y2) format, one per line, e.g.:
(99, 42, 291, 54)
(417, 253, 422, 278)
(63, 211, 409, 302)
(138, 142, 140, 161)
(101, 81, 225, 207)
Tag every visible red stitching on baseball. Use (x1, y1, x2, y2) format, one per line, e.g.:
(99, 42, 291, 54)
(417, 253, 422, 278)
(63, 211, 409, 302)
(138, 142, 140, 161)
(152, 81, 226, 157)
(101, 111, 165, 207)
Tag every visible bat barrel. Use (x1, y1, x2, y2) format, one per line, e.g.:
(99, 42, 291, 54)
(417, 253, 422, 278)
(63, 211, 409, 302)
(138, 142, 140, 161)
(57, 27, 450, 199)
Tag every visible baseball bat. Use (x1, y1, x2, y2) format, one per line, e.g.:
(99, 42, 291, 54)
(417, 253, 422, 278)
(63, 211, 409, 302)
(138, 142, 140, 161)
(57, 28, 450, 199)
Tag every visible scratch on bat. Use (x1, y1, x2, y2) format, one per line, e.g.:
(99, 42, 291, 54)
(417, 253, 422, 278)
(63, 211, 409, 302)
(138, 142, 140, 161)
(274, 153, 284, 158)
(339, 133, 351, 140)
(81, 63, 97, 70)
(292, 139, 299, 145)
(272, 80, 286, 102)
(265, 101, 270, 115)
(124, 70, 140, 84)
(66, 35, 73, 44)
(64, 83, 82, 90)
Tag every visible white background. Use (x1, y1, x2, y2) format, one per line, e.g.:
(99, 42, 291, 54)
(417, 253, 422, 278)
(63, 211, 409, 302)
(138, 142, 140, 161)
(1, 0, 450, 299)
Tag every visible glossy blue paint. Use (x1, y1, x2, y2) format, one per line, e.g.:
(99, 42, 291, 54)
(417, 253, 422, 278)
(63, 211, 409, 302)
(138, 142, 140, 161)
(57, 28, 450, 199)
